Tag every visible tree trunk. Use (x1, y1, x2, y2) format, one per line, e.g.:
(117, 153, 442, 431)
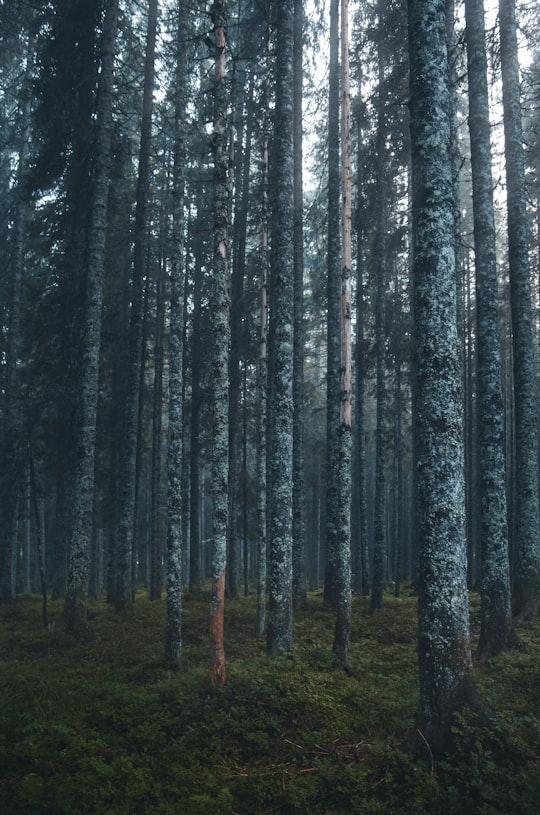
(64, 0, 118, 631)
(292, 0, 307, 612)
(165, 0, 188, 671)
(323, 0, 341, 608)
(115, 0, 158, 613)
(407, 0, 492, 755)
(333, 0, 352, 668)
(266, 0, 295, 656)
(370, 0, 387, 612)
(465, 0, 514, 658)
(499, 0, 540, 621)
(209, 0, 230, 689)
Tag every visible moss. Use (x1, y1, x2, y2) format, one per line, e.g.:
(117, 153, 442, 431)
(0, 590, 538, 814)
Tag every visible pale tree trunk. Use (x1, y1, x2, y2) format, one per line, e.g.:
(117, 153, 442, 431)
(499, 0, 540, 620)
(292, 0, 307, 611)
(64, 0, 119, 632)
(209, 0, 230, 689)
(333, 0, 352, 668)
(115, 0, 158, 613)
(465, 0, 514, 657)
(266, 0, 295, 656)
(324, 0, 341, 607)
(165, 0, 188, 670)
(407, 0, 492, 755)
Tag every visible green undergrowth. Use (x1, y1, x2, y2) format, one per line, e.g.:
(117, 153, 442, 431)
(0, 589, 538, 814)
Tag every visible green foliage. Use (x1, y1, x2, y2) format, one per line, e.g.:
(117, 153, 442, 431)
(0, 591, 538, 814)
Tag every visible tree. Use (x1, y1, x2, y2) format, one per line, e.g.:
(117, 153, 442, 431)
(64, 0, 119, 633)
(209, 0, 230, 688)
(165, 0, 188, 671)
(464, 0, 514, 658)
(266, 0, 295, 656)
(115, 0, 159, 613)
(332, 0, 352, 667)
(323, 0, 341, 608)
(370, 0, 388, 612)
(499, 0, 540, 621)
(407, 0, 492, 753)
(292, 0, 307, 611)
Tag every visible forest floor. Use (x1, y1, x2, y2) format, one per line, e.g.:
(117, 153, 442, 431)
(0, 587, 539, 814)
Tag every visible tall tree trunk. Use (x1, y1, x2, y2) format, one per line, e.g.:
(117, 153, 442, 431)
(150, 256, 165, 601)
(353, 70, 370, 596)
(115, 0, 159, 612)
(266, 0, 295, 656)
(64, 0, 119, 631)
(209, 0, 230, 689)
(333, 0, 352, 668)
(165, 0, 188, 670)
(323, 0, 341, 608)
(407, 0, 492, 754)
(465, 0, 514, 657)
(499, 0, 540, 620)
(0, 30, 34, 603)
(292, 0, 307, 611)
(255, 66, 270, 637)
(370, 0, 387, 611)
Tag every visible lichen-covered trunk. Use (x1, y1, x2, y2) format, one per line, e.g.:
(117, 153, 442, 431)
(324, 0, 342, 608)
(150, 260, 165, 601)
(292, 0, 307, 612)
(465, 0, 513, 657)
(64, 0, 118, 632)
(370, 0, 388, 612)
(266, 0, 295, 656)
(255, 78, 270, 638)
(499, 0, 540, 621)
(209, 0, 230, 688)
(333, 0, 352, 668)
(352, 84, 370, 596)
(408, 0, 490, 753)
(165, 0, 187, 663)
(115, 0, 158, 613)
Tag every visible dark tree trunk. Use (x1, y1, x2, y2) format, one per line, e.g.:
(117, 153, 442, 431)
(165, 0, 188, 671)
(465, 0, 514, 658)
(266, 0, 295, 656)
(64, 0, 119, 631)
(115, 0, 159, 613)
(499, 0, 540, 621)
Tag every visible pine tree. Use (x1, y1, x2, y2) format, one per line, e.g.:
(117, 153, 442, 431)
(407, 0, 492, 753)
(464, 0, 513, 657)
(209, 0, 230, 688)
(267, 0, 295, 656)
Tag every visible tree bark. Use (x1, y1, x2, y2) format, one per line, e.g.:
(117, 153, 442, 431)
(499, 0, 540, 621)
(209, 0, 230, 689)
(64, 0, 119, 631)
(115, 0, 159, 613)
(465, 0, 514, 658)
(266, 0, 295, 656)
(407, 0, 492, 754)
